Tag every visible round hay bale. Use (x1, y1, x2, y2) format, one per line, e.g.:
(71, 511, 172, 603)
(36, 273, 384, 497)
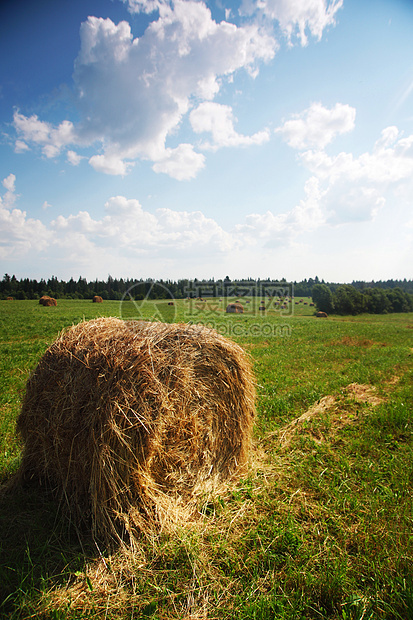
(316, 311, 328, 318)
(39, 295, 57, 306)
(226, 302, 244, 314)
(93, 295, 103, 303)
(15, 318, 255, 542)
(6, 296, 13, 301)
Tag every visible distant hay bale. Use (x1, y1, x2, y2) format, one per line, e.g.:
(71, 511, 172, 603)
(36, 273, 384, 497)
(316, 311, 328, 318)
(226, 302, 244, 314)
(39, 295, 57, 306)
(168, 302, 174, 306)
(14, 318, 256, 543)
(93, 295, 103, 303)
(6, 296, 13, 301)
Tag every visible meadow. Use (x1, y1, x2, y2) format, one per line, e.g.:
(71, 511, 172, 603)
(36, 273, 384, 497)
(0, 298, 412, 619)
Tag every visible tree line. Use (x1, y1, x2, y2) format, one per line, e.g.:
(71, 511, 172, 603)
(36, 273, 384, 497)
(1, 274, 413, 314)
(312, 283, 413, 315)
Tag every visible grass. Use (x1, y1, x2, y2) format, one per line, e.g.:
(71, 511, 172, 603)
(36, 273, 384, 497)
(0, 298, 412, 619)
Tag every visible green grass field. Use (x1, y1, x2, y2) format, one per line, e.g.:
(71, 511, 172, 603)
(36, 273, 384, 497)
(1, 299, 412, 619)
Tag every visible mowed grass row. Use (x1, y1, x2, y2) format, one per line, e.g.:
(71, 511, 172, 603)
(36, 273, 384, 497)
(0, 299, 412, 619)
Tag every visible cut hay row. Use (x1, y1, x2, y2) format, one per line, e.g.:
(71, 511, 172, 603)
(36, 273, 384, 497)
(13, 318, 256, 545)
(277, 383, 384, 448)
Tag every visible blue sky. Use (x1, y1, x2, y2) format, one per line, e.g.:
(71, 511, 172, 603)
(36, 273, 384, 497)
(1, 0, 413, 282)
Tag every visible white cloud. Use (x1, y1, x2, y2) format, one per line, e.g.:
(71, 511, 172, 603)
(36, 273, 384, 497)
(155, 207, 234, 250)
(67, 150, 84, 166)
(125, 0, 343, 51)
(298, 124, 413, 224)
(190, 102, 270, 150)
(51, 195, 234, 252)
(242, 0, 343, 46)
(1, 173, 17, 208)
(151, 144, 206, 179)
(276, 102, 356, 150)
(42, 201, 52, 210)
(9, 0, 345, 181)
(2, 146, 412, 279)
(323, 183, 385, 224)
(13, 112, 76, 158)
(72, 7, 275, 163)
(0, 174, 237, 270)
(2, 173, 16, 193)
(0, 176, 50, 258)
(123, 0, 170, 14)
(14, 140, 30, 153)
(236, 176, 325, 246)
(302, 127, 413, 186)
(235, 120, 413, 234)
(88, 153, 134, 176)
(374, 126, 399, 149)
(12, 2, 276, 179)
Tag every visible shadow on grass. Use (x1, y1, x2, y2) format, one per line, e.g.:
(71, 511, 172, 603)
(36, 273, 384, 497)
(0, 480, 97, 619)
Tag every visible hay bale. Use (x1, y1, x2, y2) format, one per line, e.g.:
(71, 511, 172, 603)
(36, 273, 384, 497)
(93, 295, 103, 303)
(15, 318, 255, 542)
(6, 296, 13, 301)
(226, 302, 244, 314)
(39, 295, 57, 306)
(316, 311, 328, 318)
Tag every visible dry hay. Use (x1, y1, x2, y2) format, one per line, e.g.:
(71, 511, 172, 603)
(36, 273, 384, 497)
(226, 302, 244, 314)
(278, 395, 336, 448)
(14, 317, 256, 544)
(344, 382, 383, 406)
(39, 295, 57, 306)
(6, 296, 13, 301)
(316, 311, 328, 318)
(93, 295, 103, 303)
(328, 336, 386, 348)
(276, 383, 385, 449)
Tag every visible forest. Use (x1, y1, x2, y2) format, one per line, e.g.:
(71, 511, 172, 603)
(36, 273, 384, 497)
(1, 273, 413, 315)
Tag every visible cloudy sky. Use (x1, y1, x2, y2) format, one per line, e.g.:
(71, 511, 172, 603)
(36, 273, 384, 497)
(1, 0, 413, 282)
